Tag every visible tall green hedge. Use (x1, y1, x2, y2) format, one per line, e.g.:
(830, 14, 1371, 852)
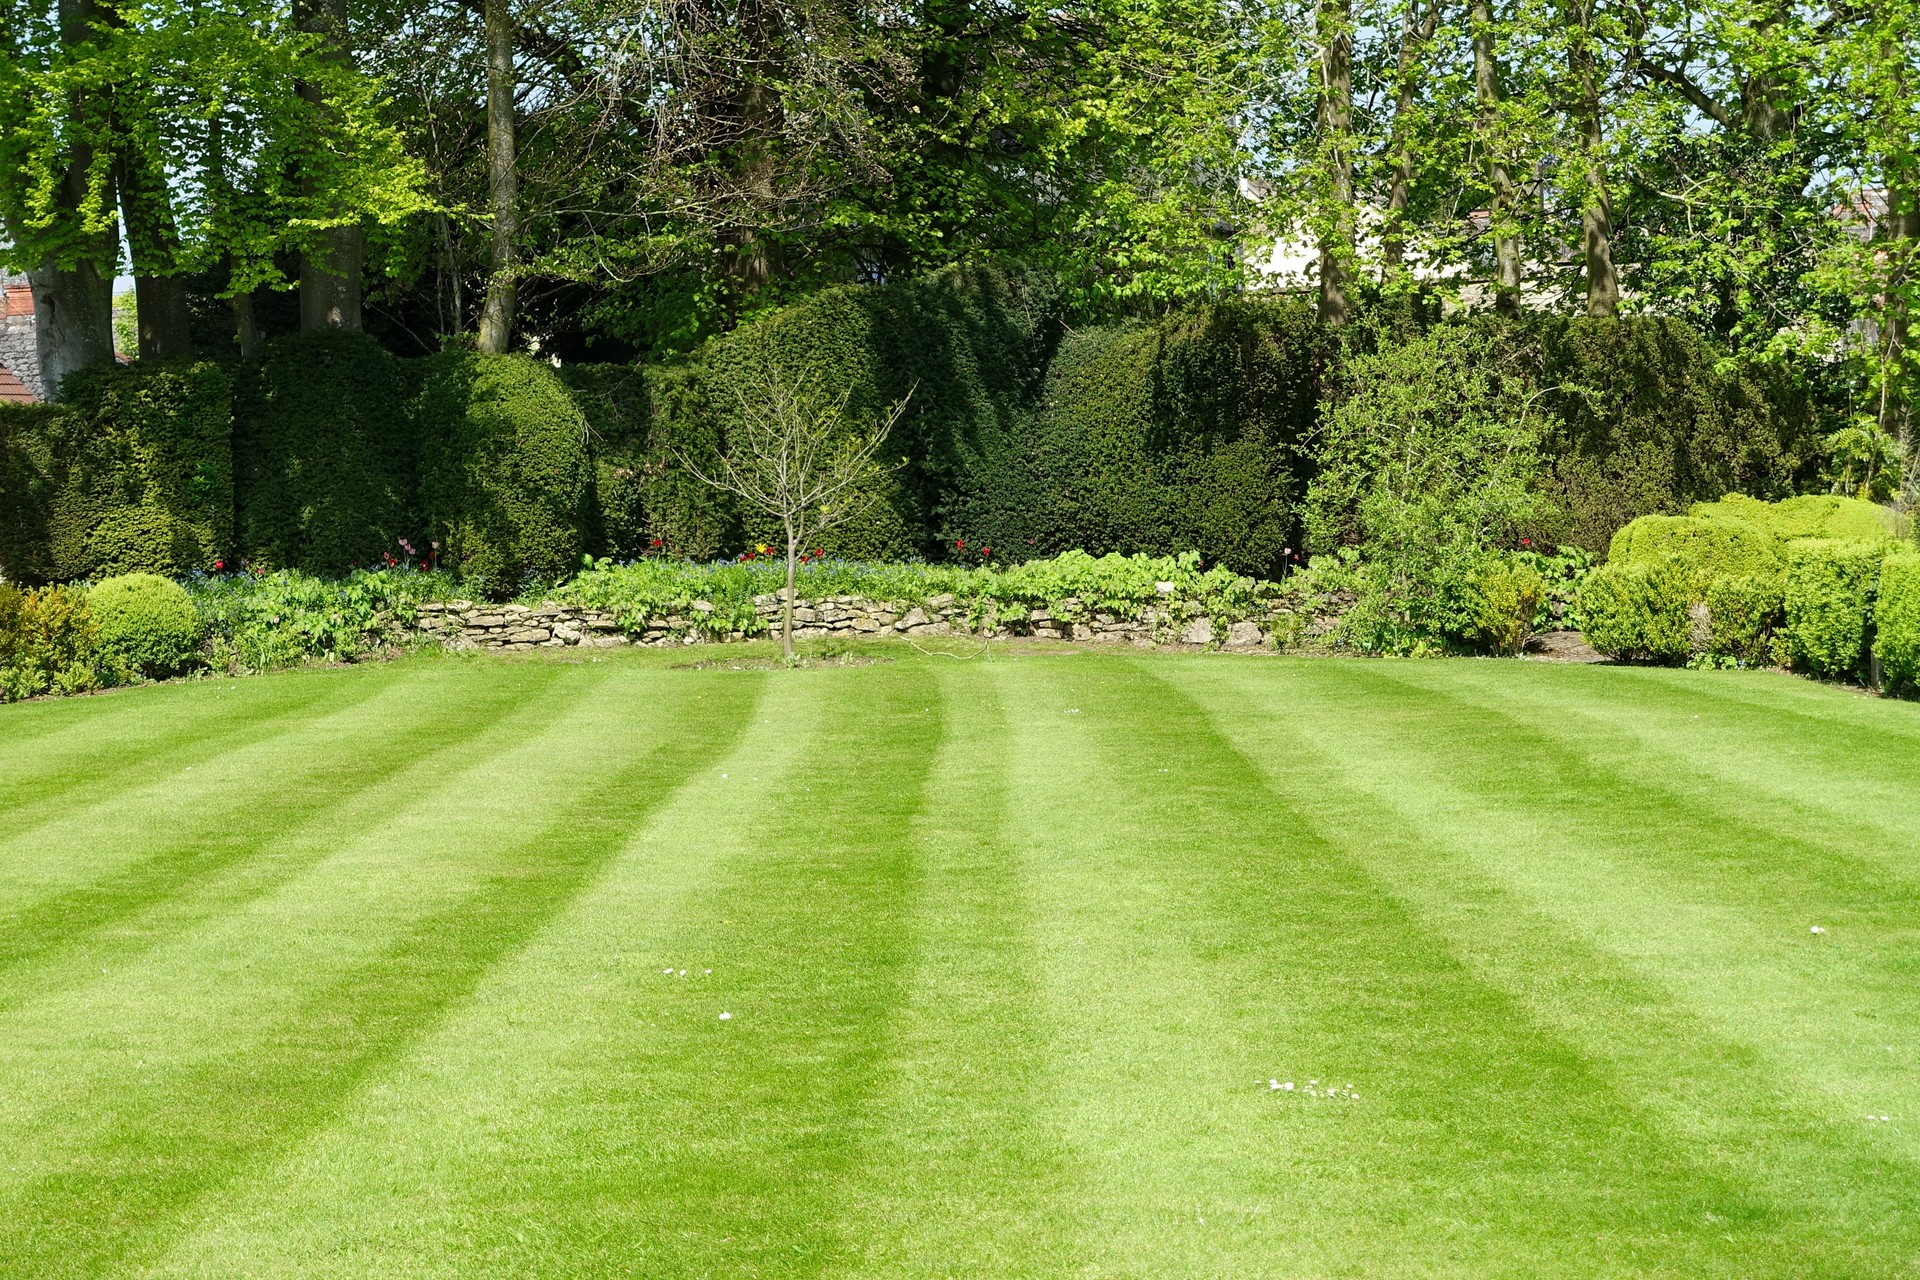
(417, 351, 591, 598)
(949, 298, 1320, 577)
(1531, 318, 1821, 550)
(0, 363, 232, 582)
(233, 332, 418, 574)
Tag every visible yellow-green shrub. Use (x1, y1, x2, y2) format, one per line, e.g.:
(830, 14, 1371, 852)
(1781, 540, 1883, 680)
(1606, 513, 1779, 582)
(1873, 552, 1920, 694)
(1575, 556, 1695, 663)
(0, 583, 99, 700)
(1469, 559, 1547, 656)
(1704, 573, 1784, 666)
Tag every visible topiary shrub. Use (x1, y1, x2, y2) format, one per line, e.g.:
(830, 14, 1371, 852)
(89, 572, 204, 680)
(1699, 493, 1908, 544)
(985, 298, 1317, 577)
(1871, 551, 1920, 694)
(0, 583, 99, 699)
(1780, 540, 1883, 681)
(417, 351, 591, 599)
(87, 505, 203, 578)
(232, 331, 419, 574)
(1704, 572, 1785, 667)
(1575, 556, 1695, 663)
(1606, 513, 1780, 582)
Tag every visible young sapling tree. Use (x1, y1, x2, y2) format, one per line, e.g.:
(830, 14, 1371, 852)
(680, 363, 912, 661)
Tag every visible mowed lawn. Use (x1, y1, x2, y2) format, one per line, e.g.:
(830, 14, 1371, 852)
(2, 647, 1917, 1279)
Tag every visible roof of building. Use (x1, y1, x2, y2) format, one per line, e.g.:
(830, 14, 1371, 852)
(0, 362, 36, 404)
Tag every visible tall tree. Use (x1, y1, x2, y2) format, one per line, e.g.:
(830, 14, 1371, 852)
(296, 0, 366, 331)
(1380, 0, 1438, 276)
(1, 0, 121, 393)
(1470, 0, 1523, 314)
(1565, 0, 1617, 316)
(1313, 0, 1355, 326)
(476, 0, 518, 353)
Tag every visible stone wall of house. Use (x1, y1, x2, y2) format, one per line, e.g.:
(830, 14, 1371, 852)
(407, 593, 1282, 651)
(0, 270, 47, 402)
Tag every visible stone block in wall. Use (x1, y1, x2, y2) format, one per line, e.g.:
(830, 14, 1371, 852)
(1225, 620, 1265, 648)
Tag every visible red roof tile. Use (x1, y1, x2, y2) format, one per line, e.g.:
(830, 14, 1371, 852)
(0, 363, 36, 404)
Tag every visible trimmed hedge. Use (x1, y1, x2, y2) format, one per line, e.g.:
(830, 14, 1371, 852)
(1780, 540, 1883, 681)
(0, 363, 232, 582)
(417, 351, 591, 598)
(959, 299, 1318, 578)
(1704, 573, 1784, 667)
(1532, 317, 1821, 550)
(1606, 513, 1781, 583)
(1691, 493, 1907, 545)
(233, 332, 418, 574)
(1874, 552, 1920, 693)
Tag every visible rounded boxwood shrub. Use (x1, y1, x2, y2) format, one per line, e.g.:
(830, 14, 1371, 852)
(1871, 551, 1920, 694)
(1576, 556, 1695, 663)
(90, 572, 204, 680)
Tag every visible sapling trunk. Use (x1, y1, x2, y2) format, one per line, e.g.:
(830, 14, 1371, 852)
(783, 522, 797, 663)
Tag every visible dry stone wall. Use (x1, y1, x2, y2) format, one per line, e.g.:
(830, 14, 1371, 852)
(409, 593, 1280, 651)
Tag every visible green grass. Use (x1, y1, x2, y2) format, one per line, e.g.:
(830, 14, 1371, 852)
(3, 645, 1918, 1278)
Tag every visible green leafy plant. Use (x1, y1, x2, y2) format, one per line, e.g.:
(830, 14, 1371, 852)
(187, 566, 458, 674)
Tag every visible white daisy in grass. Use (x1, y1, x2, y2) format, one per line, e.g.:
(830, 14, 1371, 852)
(719, 1011, 732, 1021)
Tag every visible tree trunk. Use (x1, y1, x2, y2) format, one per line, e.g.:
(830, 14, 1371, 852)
(29, 259, 116, 395)
(1471, 0, 1523, 316)
(116, 151, 194, 358)
(231, 289, 260, 358)
(1315, 0, 1355, 327)
(439, 212, 466, 337)
(1383, 0, 1438, 274)
(29, 0, 119, 395)
(296, 0, 364, 332)
(477, 0, 519, 355)
(1884, 180, 1917, 496)
(1568, 0, 1618, 317)
(720, 0, 787, 320)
